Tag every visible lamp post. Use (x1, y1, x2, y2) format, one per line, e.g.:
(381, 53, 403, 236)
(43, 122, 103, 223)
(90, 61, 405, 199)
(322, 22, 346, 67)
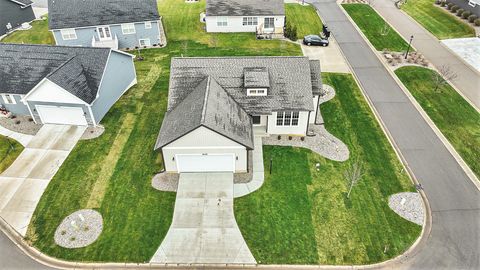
(404, 35, 414, 59)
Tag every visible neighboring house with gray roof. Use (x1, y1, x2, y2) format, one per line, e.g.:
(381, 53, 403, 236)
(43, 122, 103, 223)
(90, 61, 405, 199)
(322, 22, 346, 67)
(155, 56, 322, 173)
(0, 0, 35, 36)
(0, 43, 136, 126)
(48, 0, 165, 50)
(205, 0, 285, 35)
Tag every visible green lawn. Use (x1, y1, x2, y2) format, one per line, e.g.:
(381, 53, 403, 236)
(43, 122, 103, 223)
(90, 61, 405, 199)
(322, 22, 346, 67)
(395, 66, 480, 179)
(342, 4, 410, 52)
(235, 73, 421, 265)
(0, 136, 23, 173)
(402, 0, 475, 40)
(1, 18, 54, 45)
(286, 3, 323, 38)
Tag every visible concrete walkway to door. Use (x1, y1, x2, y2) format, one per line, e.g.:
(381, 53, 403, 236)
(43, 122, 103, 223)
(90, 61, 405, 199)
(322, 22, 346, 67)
(0, 124, 86, 236)
(150, 173, 256, 265)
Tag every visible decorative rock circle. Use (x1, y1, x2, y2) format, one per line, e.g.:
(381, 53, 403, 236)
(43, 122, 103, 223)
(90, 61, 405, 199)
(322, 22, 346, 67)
(54, 209, 103, 249)
(388, 192, 424, 226)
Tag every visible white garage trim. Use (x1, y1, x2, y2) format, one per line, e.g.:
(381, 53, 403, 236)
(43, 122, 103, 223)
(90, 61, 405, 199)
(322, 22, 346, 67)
(36, 105, 88, 125)
(175, 153, 235, 173)
(164, 146, 245, 150)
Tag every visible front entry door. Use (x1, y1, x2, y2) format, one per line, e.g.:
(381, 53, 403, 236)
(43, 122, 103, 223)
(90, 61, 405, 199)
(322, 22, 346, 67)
(264, 17, 274, 29)
(97, 26, 112, 40)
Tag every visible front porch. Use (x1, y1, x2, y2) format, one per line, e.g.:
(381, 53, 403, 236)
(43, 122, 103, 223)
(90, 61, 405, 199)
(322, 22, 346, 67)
(91, 34, 119, 50)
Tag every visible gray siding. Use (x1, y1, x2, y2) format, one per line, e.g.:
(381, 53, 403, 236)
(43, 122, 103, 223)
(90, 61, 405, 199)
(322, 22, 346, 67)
(53, 21, 163, 49)
(27, 101, 93, 125)
(0, 1, 35, 36)
(0, 94, 30, 115)
(90, 51, 136, 124)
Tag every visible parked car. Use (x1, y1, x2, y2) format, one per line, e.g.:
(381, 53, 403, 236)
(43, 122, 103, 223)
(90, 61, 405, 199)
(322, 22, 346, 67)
(303, 35, 329, 46)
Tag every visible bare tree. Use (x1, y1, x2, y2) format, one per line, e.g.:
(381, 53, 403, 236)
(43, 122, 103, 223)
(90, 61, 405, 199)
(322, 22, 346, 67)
(210, 35, 218, 49)
(432, 64, 458, 92)
(344, 160, 364, 199)
(380, 22, 390, 36)
(181, 40, 189, 55)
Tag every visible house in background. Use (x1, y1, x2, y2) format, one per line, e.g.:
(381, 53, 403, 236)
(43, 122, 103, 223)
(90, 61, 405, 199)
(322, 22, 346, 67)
(48, 0, 164, 50)
(447, 0, 480, 17)
(205, 0, 285, 36)
(155, 56, 322, 173)
(0, 43, 137, 126)
(0, 0, 35, 36)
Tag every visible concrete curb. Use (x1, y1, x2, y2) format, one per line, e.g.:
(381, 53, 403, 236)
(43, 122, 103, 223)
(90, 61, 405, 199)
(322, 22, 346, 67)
(340, 2, 480, 190)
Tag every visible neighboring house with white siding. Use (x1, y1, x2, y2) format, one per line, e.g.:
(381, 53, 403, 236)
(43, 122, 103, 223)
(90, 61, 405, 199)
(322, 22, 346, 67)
(205, 0, 285, 35)
(48, 0, 165, 50)
(0, 43, 136, 126)
(155, 56, 322, 173)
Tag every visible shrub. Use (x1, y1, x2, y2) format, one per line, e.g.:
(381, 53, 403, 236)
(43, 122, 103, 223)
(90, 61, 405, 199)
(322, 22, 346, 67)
(446, 2, 454, 9)
(434, 0, 441, 4)
(284, 21, 298, 41)
(440, 1, 446, 7)
(456, 9, 464, 16)
(468, 14, 478, 23)
(451, 5, 459, 13)
(475, 18, 480, 26)
(462, 11, 471, 19)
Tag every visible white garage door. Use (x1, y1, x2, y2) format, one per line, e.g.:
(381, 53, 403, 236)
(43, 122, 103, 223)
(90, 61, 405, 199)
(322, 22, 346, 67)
(176, 154, 235, 172)
(36, 105, 88, 126)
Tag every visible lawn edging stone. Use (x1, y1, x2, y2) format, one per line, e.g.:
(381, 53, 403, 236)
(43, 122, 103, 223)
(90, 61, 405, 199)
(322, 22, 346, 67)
(54, 209, 103, 249)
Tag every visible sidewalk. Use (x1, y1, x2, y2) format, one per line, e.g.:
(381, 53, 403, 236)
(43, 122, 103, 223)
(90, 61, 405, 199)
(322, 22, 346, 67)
(374, 0, 480, 109)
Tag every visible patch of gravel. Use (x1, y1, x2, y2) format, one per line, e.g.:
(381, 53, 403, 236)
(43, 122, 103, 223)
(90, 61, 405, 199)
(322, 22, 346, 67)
(388, 192, 424, 226)
(264, 85, 349, 162)
(152, 172, 179, 192)
(54, 209, 103, 249)
(80, 125, 105, 140)
(234, 150, 253, 184)
(0, 115, 41, 135)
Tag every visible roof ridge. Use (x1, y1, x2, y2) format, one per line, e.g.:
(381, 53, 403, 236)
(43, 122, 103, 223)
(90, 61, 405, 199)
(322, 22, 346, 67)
(45, 55, 78, 79)
(0, 43, 111, 51)
(172, 56, 308, 60)
(200, 76, 211, 124)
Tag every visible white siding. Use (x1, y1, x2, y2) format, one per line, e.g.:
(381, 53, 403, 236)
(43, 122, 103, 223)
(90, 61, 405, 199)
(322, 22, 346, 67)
(205, 15, 285, 33)
(25, 79, 87, 105)
(310, 95, 319, 124)
(162, 126, 247, 173)
(267, 111, 310, 135)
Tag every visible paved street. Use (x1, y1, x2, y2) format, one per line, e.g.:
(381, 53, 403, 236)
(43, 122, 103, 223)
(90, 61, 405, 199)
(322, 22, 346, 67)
(374, 0, 480, 109)
(309, 0, 480, 269)
(151, 173, 255, 264)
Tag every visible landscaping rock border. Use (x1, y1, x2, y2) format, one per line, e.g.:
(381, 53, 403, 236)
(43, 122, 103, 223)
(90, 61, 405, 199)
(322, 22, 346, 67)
(152, 172, 179, 192)
(80, 125, 105, 140)
(388, 192, 424, 226)
(54, 209, 103, 249)
(0, 115, 41, 135)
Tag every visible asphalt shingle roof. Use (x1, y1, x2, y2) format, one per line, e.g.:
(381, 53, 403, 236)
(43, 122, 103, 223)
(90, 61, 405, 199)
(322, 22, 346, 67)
(309, 60, 323, 96)
(0, 43, 111, 103)
(48, 0, 160, 29)
(168, 56, 319, 115)
(244, 67, 270, 88)
(156, 76, 253, 150)
(206, 0, 285, 16)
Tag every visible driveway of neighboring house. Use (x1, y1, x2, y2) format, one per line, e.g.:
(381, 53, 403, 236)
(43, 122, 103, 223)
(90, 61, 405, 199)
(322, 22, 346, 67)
(300, 38, 350, 73)
(0, 124, 86, 236)
(151, 173, 256, 264)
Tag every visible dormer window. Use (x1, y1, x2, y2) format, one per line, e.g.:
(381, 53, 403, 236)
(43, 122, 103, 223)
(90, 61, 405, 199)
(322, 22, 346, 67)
(247, 88, 267, 96)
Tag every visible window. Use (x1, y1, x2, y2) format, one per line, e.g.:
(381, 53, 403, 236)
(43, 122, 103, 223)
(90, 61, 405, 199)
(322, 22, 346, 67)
(264, 17, 274, 29)
(121, 23, 136, 34)
(60, 29, 77, 40)
(139, 38, 151, 47)
(247, 88, 267, 96)
(97, 26, 112, 40)
(145, 21, 152, 29)
(242, 17, 258, 26)
(2, 94, 16, 104)
(217, 17, 228, 27)
(252, 116, 261, 125)
(276, 111, 299, 126)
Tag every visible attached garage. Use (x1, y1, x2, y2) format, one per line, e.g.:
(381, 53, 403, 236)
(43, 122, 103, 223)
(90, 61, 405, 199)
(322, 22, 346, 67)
(36, 105, 88, 126)
(176, 154, 235, 173)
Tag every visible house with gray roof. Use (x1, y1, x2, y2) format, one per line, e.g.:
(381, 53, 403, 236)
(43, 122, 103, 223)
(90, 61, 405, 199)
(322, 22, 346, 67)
(48, 0, 164, 50)
(0, 0, 35, 36)
(0, 43, 136, 126)
(205, 0, 285, 35)
(155, 56, 322, 173)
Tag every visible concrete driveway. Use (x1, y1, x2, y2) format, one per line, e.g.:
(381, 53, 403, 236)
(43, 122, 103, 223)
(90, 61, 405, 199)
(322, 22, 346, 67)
(300, 38, 350, 73)
(151, 173, 256, 264)
(0, 124, 85, 236)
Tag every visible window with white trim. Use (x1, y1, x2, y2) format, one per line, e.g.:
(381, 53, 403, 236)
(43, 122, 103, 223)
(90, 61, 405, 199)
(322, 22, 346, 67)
(276, 111, 299, 126)
(139, 38, 151, 47)
(247, 88, 267, 96)
(242, 17, 258, 26)
(60, 29, 77, 40)
(2, 94, 16, 104)
(121, 23, 136, 34)
(264, 17, 275, 29)
(145, 21, 152, 29)
(217, 17, 228, 27)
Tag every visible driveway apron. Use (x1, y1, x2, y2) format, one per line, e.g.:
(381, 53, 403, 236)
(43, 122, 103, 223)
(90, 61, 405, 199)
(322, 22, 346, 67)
(151, 173, 256, 264)
(0, 124, 86, 236)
